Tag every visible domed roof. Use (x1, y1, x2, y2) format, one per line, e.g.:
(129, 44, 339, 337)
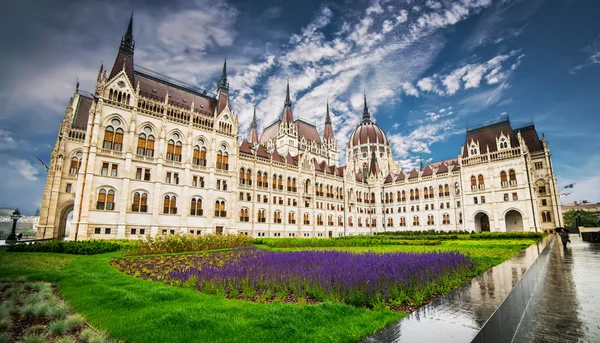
(347, 94, 389, 148)
(348, 121, 388, 148)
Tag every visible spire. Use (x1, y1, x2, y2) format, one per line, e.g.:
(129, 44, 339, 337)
(284, 81, 292, 107)
(323, 102, 335, 142)
(281, 82, 294, 124)
(120, 12, 135, 56)
(369, 150, 380, 177)
(109, 13, 135, 81)
(362, 92, 370, 122)
(75, 79, 79, 94)
(249, 107, 259, 146)
(218, 58, 229, 92)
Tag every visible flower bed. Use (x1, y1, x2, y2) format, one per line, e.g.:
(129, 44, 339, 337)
(112, 248, 472, 309)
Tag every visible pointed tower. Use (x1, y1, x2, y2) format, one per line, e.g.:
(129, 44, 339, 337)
(282, 82, 294, 125)
(249, 107, 259, 146)
(109, 13, 135, 82)
(369, 150, 380, 177)
(216, 58, 230, 115)
(323, 102, 334, 142)
(362, 92, 371, 123)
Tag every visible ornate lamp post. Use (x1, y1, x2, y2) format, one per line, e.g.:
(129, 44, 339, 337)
(6, 208, 21, 244)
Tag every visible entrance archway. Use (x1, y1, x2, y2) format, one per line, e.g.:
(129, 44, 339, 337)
(505, 210, 524, 232)
(57, 203, 74, 239)
(474, 212, 491, 232)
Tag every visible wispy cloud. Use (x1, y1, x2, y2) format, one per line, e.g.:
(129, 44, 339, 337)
(8, 159, 40, 182)
(570, 33, 600, 74)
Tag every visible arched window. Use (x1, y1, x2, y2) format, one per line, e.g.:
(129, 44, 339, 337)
(190, 198, 203, 216)
(541, 211, 552, 223)
(288, 212, 296, 224)
(424, 187, 429, 199)
(471, 175, 477, 190)
(501, 171, 508, 186)
(410, 189, 415, 201)
(327, 215, 333, 226)
(413, 215, 420, 226)
(262, 173, 268, 188)
(348, 216, 354, 226)
(427, 215, 434, 225)
(239, 168, 245, 184)
(509, 170, 517, 185)
(258, 209, 266, 223)
(444, 184, 450, 197)
(278, 175, 283, 191)
(239, 208, 249, 222)
(387, 218, 393, 227)
(455, 182, 460, 195)
(414, 189, 419, 200)
(245, 169, 252, 186)
(257, 171, 262, 187)
(358, 217, 362, 227)
(216, 144, 229, 170)
(193, 140, 207, 166)
(103, 119, 124, 151)
(96, 188, 115, 210)
(470, 144, 478, 155)
(131, 192, 148, 212)
(400, 217, 406, 226)
(305, 179, 311, 193)
(459, 212, 463, 224)
(292, 178, 297, 192)
(287, 177, 292, 192)
(500, 138, 508, 149)
(163, 195, 177, 214)
(442, 213, 450, 225)
(166, 133, 182, 162)
(69, 152, 83, 174)
(317, 214, 323, 226)
(478, 175, 485, 189)
(338, 216, 343, 226)
(303, 213, 310, 225)
(214, 200, 226, 217)
(274, 210, 282, 223)
(401, 190, 406, 202)
(137, 127, 155, 157)
(273, 174, 278, 190)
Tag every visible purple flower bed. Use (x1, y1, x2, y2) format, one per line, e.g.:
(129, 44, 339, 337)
(166, 248, 472, 308)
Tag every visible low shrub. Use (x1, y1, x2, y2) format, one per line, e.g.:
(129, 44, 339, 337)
(48, 320, 68, 335)
(55, 337, 75, 343)
(254, 237, 441, 248)
(0, 318, 9, 332)
(21, 333, 47, 343)
(7, 240, 121, 255)
(0, 332, 7, 343)
(64, 314, 84, 330)
(466, 232, 544, 239)
(134, 234, 253, 255)
(48, 302, 69, 319)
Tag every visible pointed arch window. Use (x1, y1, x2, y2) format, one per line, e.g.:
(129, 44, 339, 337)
(288, 212, 296, 224)
(478, 175, 485, 189)
(163, 195, 177, 214)
(509, 170, 517, 185)
(471, 175, 477, 190)
(216, 144, 229, 170)
(303, 213, 310, 225)
(274, 210, 282, 224)
(166, 133, 182, 162)
(215, 200, 226, 217)
(245, 169, 252, 186)
(258, 209, 266, 223)
(262, 173, 268, 189)
(239, 208, 249, 222)
(501, 171, 508, 186)
(131, 192, 148, 212)
(103, 119, 124, 151)
(69, 152, 83, 175)
(137, 127, 155, 157)
(239, 168, 246, 184)
(500, 138, 508, 149)
(413, 215, 420, 226)
(193, 139, 207, 166)
(96, 188, 115, 211)
(444, 184, 450, 197)
(190, 198, 203, 216)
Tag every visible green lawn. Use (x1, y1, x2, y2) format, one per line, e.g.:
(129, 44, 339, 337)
(0, 237, 539, 343)
(0, 249, 401, 343)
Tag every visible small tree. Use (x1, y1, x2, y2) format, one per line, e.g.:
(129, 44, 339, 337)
(563, 210, 599, 227)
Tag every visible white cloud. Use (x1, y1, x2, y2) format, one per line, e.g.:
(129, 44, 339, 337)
(570, 34, 600, 74)
(8, 159, 39, 182)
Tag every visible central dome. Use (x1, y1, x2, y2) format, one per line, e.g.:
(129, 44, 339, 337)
(348, 121, 388, 148)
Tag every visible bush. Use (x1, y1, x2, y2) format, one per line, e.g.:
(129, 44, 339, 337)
(64, 314, 84, 330)
(7, 240, 121, 255)
(48, 320, 68, 335)
(253, 237, 441, 248)
(466, 232, 544, 240)
(134, 234, 253, 255)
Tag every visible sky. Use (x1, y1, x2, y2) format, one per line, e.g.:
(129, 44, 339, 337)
(1, 0, 599, 215)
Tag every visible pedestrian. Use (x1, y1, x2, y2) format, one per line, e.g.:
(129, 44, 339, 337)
(560, 228, 570, 248)
(17, 232, 23, 240)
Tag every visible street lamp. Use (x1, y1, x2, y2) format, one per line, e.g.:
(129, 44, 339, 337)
(6, 208, 21, 244)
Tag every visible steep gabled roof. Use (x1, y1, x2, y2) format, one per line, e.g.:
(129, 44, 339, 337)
(463, 120, 519, 157)
(436, 162, 448, 174)
(452, 163, 460, 172)
(72, 95, 93, 130)
(239, 140, 252, 155)
(408, 168, 419, 179)
(296, 119, 322, 144)
(336, 166, 346, 177)
(396, 170, 406, 181)
(516, 125, 544, 153)
(271, 149, 284, 162)
(355, 171, 365, 182)
(259, 120, 280, 143)
(256, 145, 270, 159)
(285, 153, 296, 166)
(384, 173, 393, 184)
(422, 165, 433, 177)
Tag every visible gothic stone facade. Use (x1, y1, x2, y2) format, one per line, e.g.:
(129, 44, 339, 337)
(37, 17, 562, 240)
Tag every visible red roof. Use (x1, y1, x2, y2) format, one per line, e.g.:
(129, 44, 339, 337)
(286, 153, 296, 166)
(396, 170, 405, 181)
(516, 125, 544, 153)
(239, 141, 252, 155)
(259, 121, 279, 143)
(349, 121, 388, 148)
(256, 145, 270, 159)
(452, 164, 460, 172)
(296, 120, 322, 144)
(109, 51, 134, 83)
(408, 168, 419, 179)
(336, 166, 346, 177)
(384, 173, 393, 184)
(134, 71, 216, 117)
(72, 95, 93, 130)
(271, 148, 284, 162)
(355, 172, 365, 182)
(463, 120, 519, 157)
(436, 162, 448, 174)
(282, 106, 294, 124)
(422, 165, 433, 176)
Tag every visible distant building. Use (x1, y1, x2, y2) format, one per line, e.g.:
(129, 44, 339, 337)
(561, 201, 600, 216)
(37, 16, 562, 240)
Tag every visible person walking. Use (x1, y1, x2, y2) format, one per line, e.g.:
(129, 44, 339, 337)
(560, 228, 570, 248)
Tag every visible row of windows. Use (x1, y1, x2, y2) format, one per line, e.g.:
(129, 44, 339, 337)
(470, 171, 518, 190)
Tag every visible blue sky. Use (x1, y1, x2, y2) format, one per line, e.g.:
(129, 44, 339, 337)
(1, 0, 599, 215)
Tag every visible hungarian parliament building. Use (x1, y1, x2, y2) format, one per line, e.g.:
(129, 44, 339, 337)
(38, 16, 562, 240)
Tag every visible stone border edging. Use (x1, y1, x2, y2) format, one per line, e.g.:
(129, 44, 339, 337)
(471, 235, 555, 343)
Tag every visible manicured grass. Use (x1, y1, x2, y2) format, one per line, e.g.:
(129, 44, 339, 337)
(0, 249, 401, 343)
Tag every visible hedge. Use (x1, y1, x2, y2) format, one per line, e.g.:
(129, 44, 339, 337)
(7, 240, 121, 255)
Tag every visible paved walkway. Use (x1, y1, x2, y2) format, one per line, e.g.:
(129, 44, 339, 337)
(513, 235, 600, 343)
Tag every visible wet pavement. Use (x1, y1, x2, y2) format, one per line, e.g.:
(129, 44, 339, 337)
(363, 236, 553, 343)
(513, 235, 600, 343)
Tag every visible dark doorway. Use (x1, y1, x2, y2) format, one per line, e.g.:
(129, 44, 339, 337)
(480, 214, 490, 232)
(216, 226, 223, 235)
(328, 231, 333, 238)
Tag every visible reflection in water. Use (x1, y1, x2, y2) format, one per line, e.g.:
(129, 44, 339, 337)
(363, 237, 552, 343)
(513, 236, 600, 342)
